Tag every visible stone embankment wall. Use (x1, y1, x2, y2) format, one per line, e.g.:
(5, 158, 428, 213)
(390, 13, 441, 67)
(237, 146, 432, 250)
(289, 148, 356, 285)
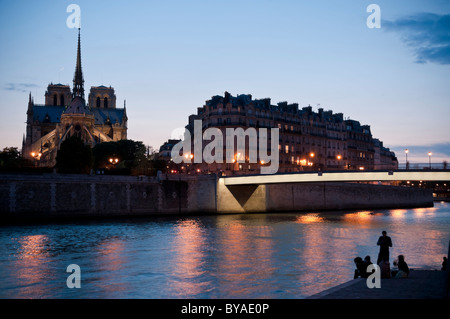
(0, 173, 434, 221)
(0, 173, 216, 220)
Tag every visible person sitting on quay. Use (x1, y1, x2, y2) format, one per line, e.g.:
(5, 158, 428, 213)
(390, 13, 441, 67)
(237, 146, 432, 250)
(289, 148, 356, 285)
(393, 254, 410, 278)
(364, 256, 373, 268)
(354, 257, 368, 279)
(379, 257, 391, 279)
(353, 256, 374, 279)
(392, 255, 410, 278)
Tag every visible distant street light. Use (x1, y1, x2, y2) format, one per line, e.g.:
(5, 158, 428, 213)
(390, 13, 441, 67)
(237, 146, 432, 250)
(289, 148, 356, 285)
(109, 157, 119, 166)
(30, 151, 41, 167)
(336, 155, 342, 169)
(428, 152, 432, 169)
(405, 149, 409, 170)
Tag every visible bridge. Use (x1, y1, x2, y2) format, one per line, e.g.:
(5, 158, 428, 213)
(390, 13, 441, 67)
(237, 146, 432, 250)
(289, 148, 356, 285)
(215, 170, 448, 213)
(222, 170, 450, 186)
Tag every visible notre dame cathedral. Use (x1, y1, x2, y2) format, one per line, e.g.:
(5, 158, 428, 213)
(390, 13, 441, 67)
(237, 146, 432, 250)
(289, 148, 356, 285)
(22, 29, 128, 167)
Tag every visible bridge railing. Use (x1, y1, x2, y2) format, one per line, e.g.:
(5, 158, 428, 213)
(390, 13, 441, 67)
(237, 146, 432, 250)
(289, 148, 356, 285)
(398, 162, 449, 170)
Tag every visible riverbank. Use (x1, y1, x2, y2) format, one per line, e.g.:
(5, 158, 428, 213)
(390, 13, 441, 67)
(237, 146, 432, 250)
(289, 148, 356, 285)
(0, 172, 434, 223)
(307, 269, 448, 299)
(308, 239, 450, 299)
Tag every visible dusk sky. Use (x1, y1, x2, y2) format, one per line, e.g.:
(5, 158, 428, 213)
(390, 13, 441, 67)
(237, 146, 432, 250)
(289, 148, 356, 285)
(1, 0, 449, 164)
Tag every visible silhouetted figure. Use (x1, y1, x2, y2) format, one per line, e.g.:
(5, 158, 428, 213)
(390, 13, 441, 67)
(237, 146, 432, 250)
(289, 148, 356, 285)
(354, 257, 369, 279)
(442, 257, 448, 271)
(363, 256, 374, 277)
(379, 257, 391, 279)
(395, 255, 409, 278)
(377, 231, 392, 264)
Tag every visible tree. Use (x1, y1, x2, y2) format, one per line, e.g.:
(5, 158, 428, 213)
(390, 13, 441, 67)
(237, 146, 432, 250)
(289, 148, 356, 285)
(0, 147, 32, 170)
(92, 141, 119, 169)
(56, 136, 93, 174)
(116, 139, 146, 167)
(92, 139, 147, 171)
(0, 147, 21, 167)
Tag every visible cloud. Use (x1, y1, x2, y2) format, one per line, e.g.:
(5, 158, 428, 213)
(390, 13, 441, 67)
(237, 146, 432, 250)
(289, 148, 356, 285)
(383, 13, 450, 65)
(4, 83, 40, 93)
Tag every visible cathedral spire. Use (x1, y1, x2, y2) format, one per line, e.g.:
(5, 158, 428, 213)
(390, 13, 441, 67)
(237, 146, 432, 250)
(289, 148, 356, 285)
(72, 28, 84, 100)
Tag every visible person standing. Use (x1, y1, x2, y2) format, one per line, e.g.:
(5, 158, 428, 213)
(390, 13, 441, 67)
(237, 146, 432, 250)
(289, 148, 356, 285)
(377, 231, 392, 264)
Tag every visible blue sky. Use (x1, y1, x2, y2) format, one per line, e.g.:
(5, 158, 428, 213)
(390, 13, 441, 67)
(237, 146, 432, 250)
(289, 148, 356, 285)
(1, 0, 449, 164)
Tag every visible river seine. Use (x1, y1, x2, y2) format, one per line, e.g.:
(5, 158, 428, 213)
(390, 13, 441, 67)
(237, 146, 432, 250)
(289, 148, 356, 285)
(1, 202, 449, 299)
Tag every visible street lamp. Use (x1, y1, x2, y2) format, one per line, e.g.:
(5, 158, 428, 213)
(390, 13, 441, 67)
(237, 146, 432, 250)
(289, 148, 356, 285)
(30, 151, 41, 167)
(428, 152, 432, 169)
(336, 155, 342, 170)
(405, 149, 409, 170)
(308, 152, 315, 170)
(109, 157, 119, 165)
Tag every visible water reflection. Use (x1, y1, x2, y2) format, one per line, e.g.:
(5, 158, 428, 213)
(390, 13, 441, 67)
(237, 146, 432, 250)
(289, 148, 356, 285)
(342, 211, 374, 226)
(8, 234, 54, 298)
(168, 219, 209, 298)
(0, 203, 449, 299)
(215, 219, 277, 298)
(92, 238, 129, 297)
(295, 213, 324, 224)
(17, 234, 50, 259)
(390, 209, 407, 219)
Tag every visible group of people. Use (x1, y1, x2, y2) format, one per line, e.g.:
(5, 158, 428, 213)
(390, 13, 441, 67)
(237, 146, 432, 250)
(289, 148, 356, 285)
(354, 231, 410, 279)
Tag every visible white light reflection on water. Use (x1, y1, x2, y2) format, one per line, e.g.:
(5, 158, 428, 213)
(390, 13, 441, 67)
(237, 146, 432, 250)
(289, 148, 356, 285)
(0, 202, 449, 299)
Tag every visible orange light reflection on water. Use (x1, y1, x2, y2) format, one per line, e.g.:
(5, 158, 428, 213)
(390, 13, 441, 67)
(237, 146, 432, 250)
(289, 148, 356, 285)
(94, 238, 129, 296)
(11, 234, 52, 298)
(169, 219, 209, 297)
(342, 211, 374, 227)
(295, 213, 325, 224)
(390, 209, 407, 219)
(215, 218, 276, 298)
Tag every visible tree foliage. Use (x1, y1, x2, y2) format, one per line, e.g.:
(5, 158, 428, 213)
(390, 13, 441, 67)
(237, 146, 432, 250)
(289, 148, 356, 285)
(92, 139, 146, 169)
(56, 136, 93, 174)
(0, 147, 33, 170)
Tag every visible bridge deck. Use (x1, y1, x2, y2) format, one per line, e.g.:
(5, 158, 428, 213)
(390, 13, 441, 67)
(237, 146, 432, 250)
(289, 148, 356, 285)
(222, 170, 450, 185)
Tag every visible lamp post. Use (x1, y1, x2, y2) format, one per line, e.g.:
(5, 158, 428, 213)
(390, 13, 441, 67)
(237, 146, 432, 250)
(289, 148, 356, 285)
(30, 151, 41, 167)
(405, 149, 409, 170)
(428, 152, 432, 169)
(309, 152, 315, 170)
(109, 157, 119, 169)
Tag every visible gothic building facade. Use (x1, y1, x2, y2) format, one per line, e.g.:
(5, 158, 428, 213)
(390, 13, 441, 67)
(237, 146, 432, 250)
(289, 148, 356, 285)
(22, 29, 127, 167)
